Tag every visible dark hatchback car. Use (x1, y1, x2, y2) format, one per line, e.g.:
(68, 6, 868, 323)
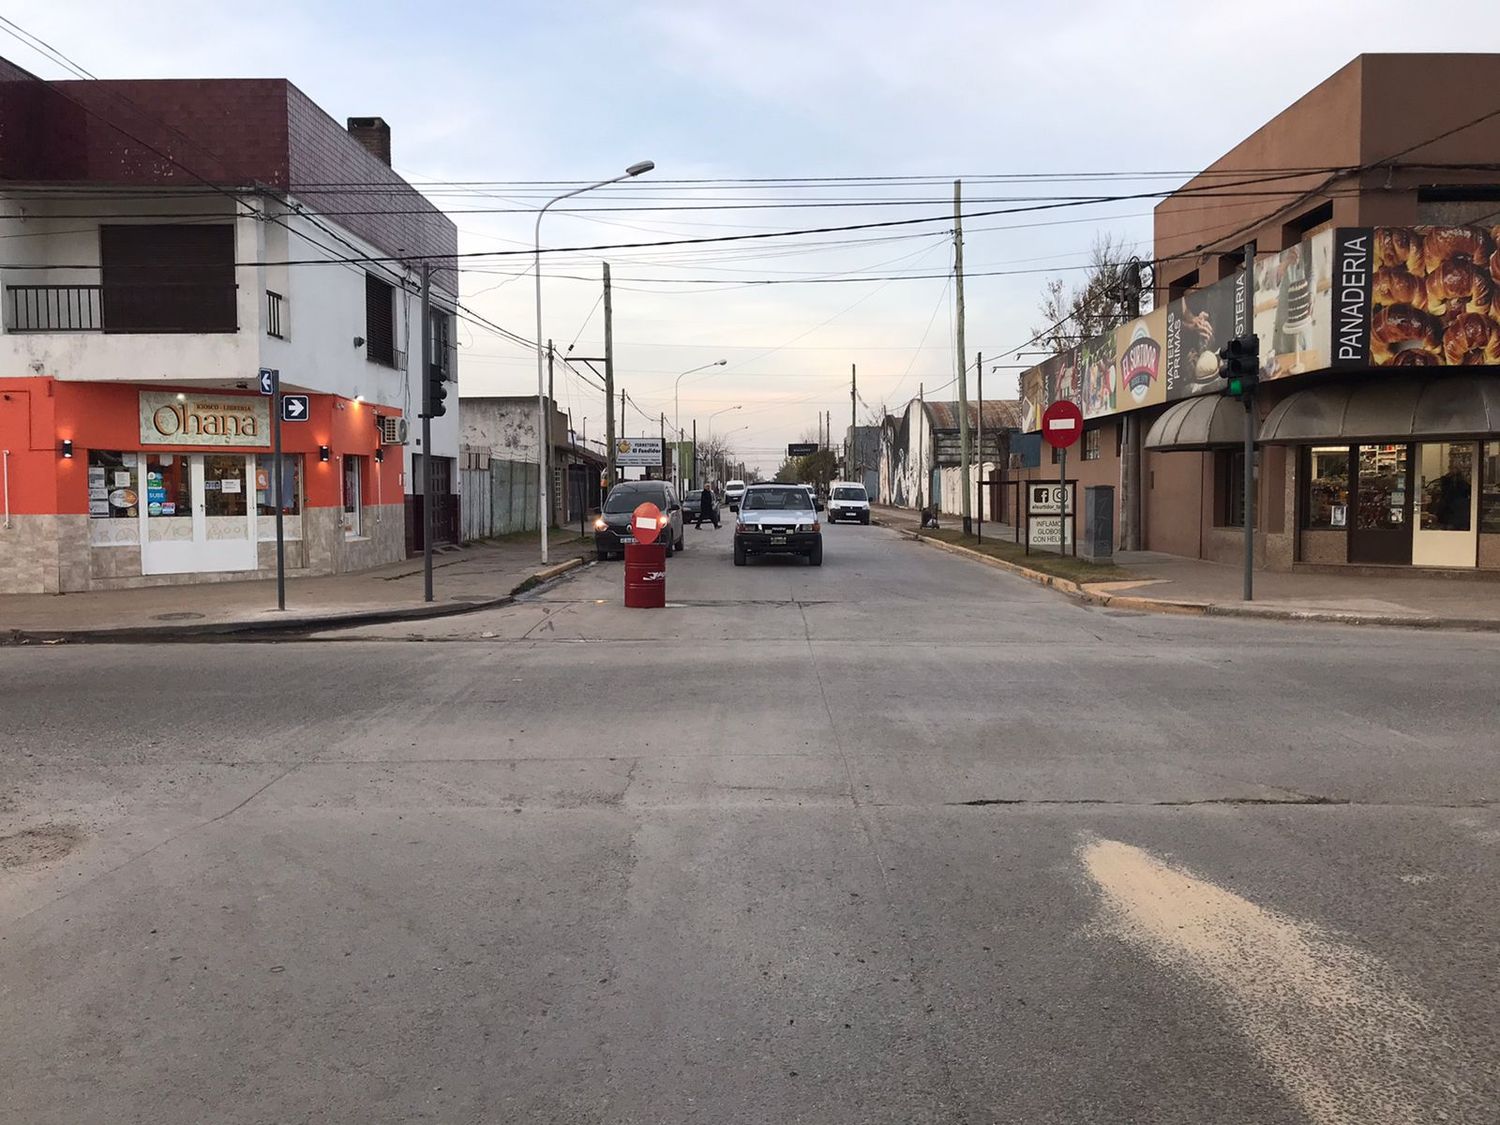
(593, 481, 685, 560)
(684, 488, 721, 528)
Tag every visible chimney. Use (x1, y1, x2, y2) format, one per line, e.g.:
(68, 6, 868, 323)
(346, 116, 391, 166)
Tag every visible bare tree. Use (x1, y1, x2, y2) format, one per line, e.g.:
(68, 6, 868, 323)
(1030, 234, 1151, 355)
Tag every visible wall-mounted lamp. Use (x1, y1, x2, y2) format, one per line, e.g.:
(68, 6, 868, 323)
(354, 394, 365, 403)
(59, 439, 73, 459)
(318, 445, 331, 462)
(374, 448, 384, 463)
(175, 392, 187, 402)
(352, 336, 366, 349)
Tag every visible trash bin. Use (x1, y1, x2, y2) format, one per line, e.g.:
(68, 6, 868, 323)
(623, 542, 667, 608)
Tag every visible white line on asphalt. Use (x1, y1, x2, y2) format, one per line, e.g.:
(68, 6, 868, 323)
(1079, 837, 1475, 1125)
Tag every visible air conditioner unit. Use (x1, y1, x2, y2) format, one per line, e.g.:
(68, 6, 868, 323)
(379, 416, 410, 445)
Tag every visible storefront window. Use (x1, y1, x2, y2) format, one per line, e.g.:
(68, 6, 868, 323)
(87, 450, 138, 519)
(1082, 428, 1101, 461)
(1356, 445, 1408, 531)
(342, 455, 364, 537)
(1417, 443, 1473, 532)
(1303, 445, 1351, 529)
(1483, 442, 1500, 535)
(255, 455, 302, 515)
(202, 454, 248, 518)
(144, 453, 191, 521)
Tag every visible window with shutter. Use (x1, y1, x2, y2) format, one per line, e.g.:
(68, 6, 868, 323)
(365, 274, 395, 366)
(100, 224, 236, 333)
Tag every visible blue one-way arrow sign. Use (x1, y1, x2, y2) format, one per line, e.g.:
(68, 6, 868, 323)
(281, 394, 309, 422)
(258, 368, 276, 395)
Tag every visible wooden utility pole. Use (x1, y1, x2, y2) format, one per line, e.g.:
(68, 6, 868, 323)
(976, 351, 984, 543)
(954, 179, 972, 535)
(603, 262, 616, 489)
(917, 381, 925, 510)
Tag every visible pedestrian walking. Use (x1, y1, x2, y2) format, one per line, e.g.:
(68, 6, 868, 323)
(697, 485, 719, 529)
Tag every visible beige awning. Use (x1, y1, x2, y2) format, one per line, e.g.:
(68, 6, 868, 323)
(1259, 374, 1500, 444)
(1144, 394, 1248, 452)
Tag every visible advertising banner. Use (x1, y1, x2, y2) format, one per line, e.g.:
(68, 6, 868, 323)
(1363, 225, 1500, 367)
(1079, 328, 1118, 419)
(615, 436, 663, 467)
(1115, 308, 1167, 413)
(1252, 228, 1334, 381)
(1166, 269, 1249, 400)
(139, 392, 270, 447)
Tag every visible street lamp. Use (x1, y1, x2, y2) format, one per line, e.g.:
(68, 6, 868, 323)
(534, 159, 655, 564)
(674, 359, 726, 441)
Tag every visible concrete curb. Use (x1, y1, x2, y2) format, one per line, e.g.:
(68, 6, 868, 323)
(1, 556, 588, 646)
(896, 529, 1500, 633)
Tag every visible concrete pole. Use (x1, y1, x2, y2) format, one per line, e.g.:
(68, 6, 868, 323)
(603, 262, 616, 490)
(954, 179, 972, 535)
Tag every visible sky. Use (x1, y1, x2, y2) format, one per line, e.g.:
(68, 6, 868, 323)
(8, 1, 1500, 475)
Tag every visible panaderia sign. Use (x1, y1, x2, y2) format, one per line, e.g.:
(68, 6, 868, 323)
(139, 391, 270, 447)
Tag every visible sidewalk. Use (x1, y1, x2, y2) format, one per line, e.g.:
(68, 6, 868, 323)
(872, 504, 1500, 630)
(1, 530, 592, 642)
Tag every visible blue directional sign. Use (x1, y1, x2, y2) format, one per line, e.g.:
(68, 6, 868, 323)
(258, 368, 277, 395)
(281, 394, 310, 422)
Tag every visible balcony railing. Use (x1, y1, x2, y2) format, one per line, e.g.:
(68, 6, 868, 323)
(4, 282, 238, 334)
(7, 284, 102, 332)
(266, 289, 285, 338)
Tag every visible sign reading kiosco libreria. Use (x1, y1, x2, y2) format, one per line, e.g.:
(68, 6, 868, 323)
(139, 391, 271, 446)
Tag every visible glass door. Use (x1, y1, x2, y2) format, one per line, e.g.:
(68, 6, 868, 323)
(1412, 442, 1478, 568)
(140, 454, 256, 574)
(1349, 444, 1412, 565)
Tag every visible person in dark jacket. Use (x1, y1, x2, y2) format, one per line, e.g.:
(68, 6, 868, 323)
(697, 486, 719, 529)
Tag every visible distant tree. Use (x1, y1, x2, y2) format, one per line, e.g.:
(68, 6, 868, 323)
(1030, 234, 1151, 355)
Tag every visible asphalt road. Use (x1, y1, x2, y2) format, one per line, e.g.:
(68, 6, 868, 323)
(2, 519, 1498, 1124)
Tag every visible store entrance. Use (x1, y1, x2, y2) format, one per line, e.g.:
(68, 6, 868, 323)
(1349, 444, 1412, 565)
(140, 453, 256, 574)
(1413, 442, 1478, 567)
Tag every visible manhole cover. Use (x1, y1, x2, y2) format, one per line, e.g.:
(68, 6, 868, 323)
(152, 611, 206, 622)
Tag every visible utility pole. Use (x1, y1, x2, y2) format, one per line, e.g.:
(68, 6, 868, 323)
(976, 351, 984, 544)
(603, 262, 616, 490)
(850, 363, 857, 484)
(546, 339, 555, 528)
(659, 412, 666, 481)
(954, 179, 972, 535)
(1242, 240, 1257, 602)
(917, 381, 924, 510)
(420, 261, 435, 600)
(692, 419, 698, 489)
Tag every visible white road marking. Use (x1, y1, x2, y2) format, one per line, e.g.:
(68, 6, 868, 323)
(1079, 837, 1475, 1125)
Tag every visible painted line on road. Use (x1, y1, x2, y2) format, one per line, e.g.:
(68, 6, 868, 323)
(1080, 837, 1477, 1125)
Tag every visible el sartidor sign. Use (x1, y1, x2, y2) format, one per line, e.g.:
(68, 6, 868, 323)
(139, 391, 270, 447)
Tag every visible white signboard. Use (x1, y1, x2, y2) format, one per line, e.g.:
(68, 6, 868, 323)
(1027, 518, 1074, 549)
(1027, 483, 1074, 516)
(616, 436, 663, 467)
(139, 391, 270, 447)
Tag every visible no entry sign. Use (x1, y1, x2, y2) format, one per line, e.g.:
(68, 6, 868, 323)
(630, 502, 665, 545)
(1041, 400, 1083, 449)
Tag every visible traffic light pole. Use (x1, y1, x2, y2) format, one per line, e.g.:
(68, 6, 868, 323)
(1241, 240, 1255, 603)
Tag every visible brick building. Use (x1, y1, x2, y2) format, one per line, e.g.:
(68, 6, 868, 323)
(1011, 54, 1500, 574)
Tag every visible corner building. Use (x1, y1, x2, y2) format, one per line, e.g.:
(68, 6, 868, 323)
(0, 57, 459, 593)
(1013, 54, 1500, 574)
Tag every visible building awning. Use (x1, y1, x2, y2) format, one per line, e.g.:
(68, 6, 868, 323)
(1144, 394, 1248, 452)
(1259, 374, 1500, 444)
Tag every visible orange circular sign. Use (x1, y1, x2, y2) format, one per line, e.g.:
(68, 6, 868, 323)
(630, 501, 664, 544)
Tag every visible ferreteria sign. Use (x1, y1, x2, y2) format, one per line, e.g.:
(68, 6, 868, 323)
(139, 391, 271, 446)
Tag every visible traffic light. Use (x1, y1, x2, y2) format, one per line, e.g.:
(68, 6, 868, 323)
(424, 361, 448, 419)
(1218, 333, 1260, 399)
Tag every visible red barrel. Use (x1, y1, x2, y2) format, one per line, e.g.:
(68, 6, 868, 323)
(623, 542, 668, 608)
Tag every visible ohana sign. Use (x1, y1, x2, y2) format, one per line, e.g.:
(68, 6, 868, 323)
(139, 391, 271, 447)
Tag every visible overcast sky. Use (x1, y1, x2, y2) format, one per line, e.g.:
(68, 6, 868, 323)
(9, 1, 1500, 474)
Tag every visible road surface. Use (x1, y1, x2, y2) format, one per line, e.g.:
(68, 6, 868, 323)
(2, 520, 1497, 1123)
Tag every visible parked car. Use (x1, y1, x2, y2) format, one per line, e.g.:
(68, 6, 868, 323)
(724, 479, 747, 511)
(733, 483, 822, 567)
(684, 488, 721, 528)
(827, 481, 871, 524)
(802, 483, 825, 511)
(593, 480, 685, 560)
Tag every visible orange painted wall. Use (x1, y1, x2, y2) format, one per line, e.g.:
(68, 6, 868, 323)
(0, 377, 403, 516)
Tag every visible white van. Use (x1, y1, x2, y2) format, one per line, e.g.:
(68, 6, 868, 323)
(724, 479, 747, 511)
(827, 481, 871, 524)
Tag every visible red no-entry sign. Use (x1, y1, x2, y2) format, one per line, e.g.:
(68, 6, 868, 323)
(630, 502, 665, 545)
(1041, 400, 1083, 449)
